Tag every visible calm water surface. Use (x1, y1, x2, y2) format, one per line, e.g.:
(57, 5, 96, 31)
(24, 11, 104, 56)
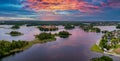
(0, 25, 120, 61)
(0, 25, 65, 41)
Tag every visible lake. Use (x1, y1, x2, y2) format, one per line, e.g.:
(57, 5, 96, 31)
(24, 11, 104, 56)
(0, 25, 120, 61)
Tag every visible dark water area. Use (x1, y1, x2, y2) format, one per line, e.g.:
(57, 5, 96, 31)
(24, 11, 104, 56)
(0, 26, 120, 61)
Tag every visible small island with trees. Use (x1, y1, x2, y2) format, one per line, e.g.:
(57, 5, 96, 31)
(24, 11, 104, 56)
(35, 31, 71, 41)
(64, 24, 75, 30)
(58, 31, 71, 38)
(11, 25, 20, 29)
(38, 25, 58, 31)
(80, 24, 101, 33)
(8, 31, 23, 36)
(35, 33, 56, 43)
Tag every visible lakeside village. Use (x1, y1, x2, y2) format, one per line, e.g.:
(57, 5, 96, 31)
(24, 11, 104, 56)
(92, 30, 120, 56)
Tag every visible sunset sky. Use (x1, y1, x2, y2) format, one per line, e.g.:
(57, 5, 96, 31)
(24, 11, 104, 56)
(0, 0, 120, 21)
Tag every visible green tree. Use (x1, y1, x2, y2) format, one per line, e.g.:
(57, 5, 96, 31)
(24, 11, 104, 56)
(91, 56, 113, 61)
(11, 25, 20, 29)
(9, 31, 23, 36)
(58, 31, 71, 38)
(36, 33, 55, 40)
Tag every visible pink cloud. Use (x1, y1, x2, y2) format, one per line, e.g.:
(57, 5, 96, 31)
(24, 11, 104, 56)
(109, 2, 120, 8)
(21, 0, 120, 14)
(22, 0, 102, 13)
(107, 0, 120, 8)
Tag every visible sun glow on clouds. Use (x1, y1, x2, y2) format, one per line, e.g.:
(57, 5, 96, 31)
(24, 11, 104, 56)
(19, 0, 120, 21)
(22, 0, 102, 13)
(0, 0, 119, 21)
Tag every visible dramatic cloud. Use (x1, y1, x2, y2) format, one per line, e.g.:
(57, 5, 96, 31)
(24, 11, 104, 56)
(0, 0, 120, 21)
(22, 0, 101, 13)
(22, 0, 120, 13)
(108, 0, 120, 8)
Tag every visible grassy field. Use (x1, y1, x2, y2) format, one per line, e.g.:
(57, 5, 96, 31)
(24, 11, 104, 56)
(91, 44, 103, 53)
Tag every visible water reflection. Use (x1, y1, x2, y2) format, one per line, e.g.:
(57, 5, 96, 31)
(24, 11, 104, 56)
(0, 25, 65, 41)
(0, 25, 40, 41)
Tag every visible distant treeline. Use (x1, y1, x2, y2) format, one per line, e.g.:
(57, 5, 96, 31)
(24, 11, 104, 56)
(116, 24, 120, 29)
(0, 21, 119, 26)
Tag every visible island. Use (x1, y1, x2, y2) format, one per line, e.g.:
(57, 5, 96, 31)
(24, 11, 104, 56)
(8, 31, 23, 36)
(58, 31, 71, 38)
(11, 25, 20, 29)
(35, 32, 56, 43)
(80, 24, 101, 33)
(64, 24, 75, 30)
(38, 25, 58, 31)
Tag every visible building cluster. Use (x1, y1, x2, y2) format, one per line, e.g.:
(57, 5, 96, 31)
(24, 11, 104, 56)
(41, 25, 57, 29)
(112, 30, 120, 38)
